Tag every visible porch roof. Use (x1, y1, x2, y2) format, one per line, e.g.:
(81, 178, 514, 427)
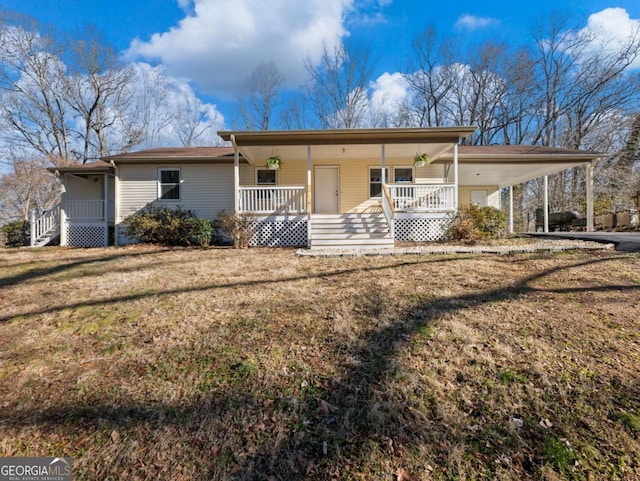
(103, 146, 239, 163)
(47, 160, 114, 175)
(440, 145, 603, 187)
(218, 127, 476, 165)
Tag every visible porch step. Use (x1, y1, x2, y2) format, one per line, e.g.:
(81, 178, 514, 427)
(309, 213, 393, 250)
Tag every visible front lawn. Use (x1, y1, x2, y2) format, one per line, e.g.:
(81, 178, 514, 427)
(0, 246, 639, 480)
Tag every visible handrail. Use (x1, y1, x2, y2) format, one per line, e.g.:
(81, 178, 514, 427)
(381, 182, 395, 238)
(30, 203, 61, 247)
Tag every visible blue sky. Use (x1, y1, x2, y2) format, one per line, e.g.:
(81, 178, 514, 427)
(2, 0, 640, 126)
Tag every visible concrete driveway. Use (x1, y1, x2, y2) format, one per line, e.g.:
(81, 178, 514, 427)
(526, 232, 640, 252)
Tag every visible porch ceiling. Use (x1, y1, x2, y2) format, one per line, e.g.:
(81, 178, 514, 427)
(440, 146, 603, 188)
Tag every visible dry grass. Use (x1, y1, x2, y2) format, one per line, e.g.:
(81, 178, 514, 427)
(0, 245, 639, 480)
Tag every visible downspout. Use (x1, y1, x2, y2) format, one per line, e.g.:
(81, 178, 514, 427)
(110, 160, 120, 246)
(231, 135, 239, 213)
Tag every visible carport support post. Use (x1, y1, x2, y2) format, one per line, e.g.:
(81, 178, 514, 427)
(543, 175, 549, 233)
(586, 161, 594, 232)
(509, 186, 514, 234)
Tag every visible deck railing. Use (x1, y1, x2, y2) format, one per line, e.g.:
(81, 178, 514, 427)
(66, 200, 106, 220)
(388, 184, 455, 212)
(239, 186, 307, 214)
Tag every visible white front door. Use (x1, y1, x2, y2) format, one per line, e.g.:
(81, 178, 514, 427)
(314, 166, 339, 213)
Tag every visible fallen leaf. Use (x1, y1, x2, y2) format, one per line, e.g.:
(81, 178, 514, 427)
(110, 430, 119, 442)
(396, 467, 413, 481)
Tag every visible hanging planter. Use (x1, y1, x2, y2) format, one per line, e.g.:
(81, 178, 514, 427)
(414, 153, 430, 167)
(265, 156, 281, 170)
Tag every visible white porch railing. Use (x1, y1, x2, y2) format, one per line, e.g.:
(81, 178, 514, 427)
(66, 200, 105, 220)
(388, 184, 455, 212)
(239, 186, 307, 214)
(30, 204, 61, 247)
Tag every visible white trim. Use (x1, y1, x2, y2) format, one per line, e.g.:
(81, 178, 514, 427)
(157, 167, 181, 201)
(255, 167, 278, 185)
(543, 175, 549, 233)
(392, 165, 415, 183)
(368, 166, 389, 198)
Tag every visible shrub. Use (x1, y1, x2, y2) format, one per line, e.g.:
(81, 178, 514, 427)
(446, 204, 506, 243)
(2, 220, 30, 247)
(124, 206, 212, 247)
(217, 210, 255, 248)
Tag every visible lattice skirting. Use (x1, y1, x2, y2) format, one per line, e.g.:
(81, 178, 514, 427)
(65, 223, 108, 247)
(394, 215, 450, 242)
(249, 216, 308, 247)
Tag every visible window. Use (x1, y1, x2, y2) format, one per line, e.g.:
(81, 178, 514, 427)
(394, 167, 413, 183)
(369, 167, 389, 197)
(256, 168, 277, 185)
(158, 169, 180, 200)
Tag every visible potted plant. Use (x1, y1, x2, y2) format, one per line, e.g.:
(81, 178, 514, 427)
(265, 156, 281, 170)
(414, 153, 430, 167)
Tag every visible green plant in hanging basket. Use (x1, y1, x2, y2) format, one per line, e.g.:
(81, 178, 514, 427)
(414, 153, 430, 167)
(265, 156, 281, 170)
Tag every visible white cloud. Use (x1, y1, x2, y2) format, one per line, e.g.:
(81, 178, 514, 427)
(127, 0, 354, 98)
(454, 14, 499, 31)
(370, 71, 409, 114)
(582, 7, 640, 68)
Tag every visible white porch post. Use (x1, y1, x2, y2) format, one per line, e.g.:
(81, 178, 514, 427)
(509, 186, 514, 234)
(103, 173, 109, 246)
(232, 135, 239, 213)
(60, 174, 67, 246)
(29, 210, 36, 247)
(453, 143, 459, 210)
(586, 161, 594, 232)
(111, 161, 120, 246)
(380, 144, 386, 182)
(307, 145, 312, 247)
(543, 175, 549, 233)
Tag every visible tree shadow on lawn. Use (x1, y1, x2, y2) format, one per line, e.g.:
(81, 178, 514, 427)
(0, 247, 174, 288)
(1, 255, 639, 479)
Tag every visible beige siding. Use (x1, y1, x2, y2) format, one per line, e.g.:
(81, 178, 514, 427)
(64, 174, 103, 201)
(118, 163, 234, 221)
(458, 185, 501, 209)
(416, 163, 447, 183)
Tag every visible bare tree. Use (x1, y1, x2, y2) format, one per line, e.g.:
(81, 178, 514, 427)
(0, 154, 60, 221)
(0, 11, 72, 165)
(305, 42, 375, 129)
(237, 62, 284, 130)
(64, 25, 134, 162)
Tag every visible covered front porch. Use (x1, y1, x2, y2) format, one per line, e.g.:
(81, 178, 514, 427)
(220, 127, 475, 248)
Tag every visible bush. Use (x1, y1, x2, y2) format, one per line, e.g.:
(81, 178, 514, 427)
(124, 206, 213, 247)
(446, 204, 506, 243)
(2, 220, 30, 247)
(217, 210, 255, 248)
